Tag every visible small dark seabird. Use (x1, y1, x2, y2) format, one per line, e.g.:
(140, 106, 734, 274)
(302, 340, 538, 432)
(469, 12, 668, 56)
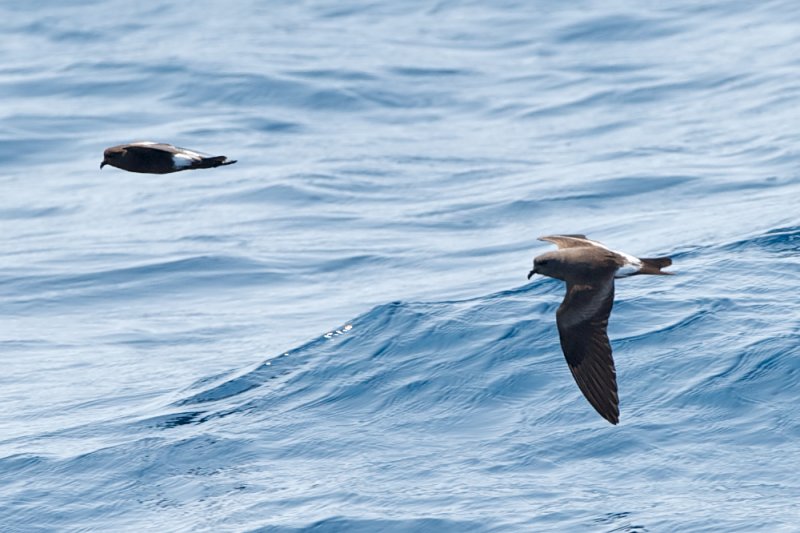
(528, 235, 672, 424)
(100, 142, 236, 174)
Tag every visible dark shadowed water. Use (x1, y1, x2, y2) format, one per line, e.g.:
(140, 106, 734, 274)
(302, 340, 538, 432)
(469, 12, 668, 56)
(2, 1, 800, 531)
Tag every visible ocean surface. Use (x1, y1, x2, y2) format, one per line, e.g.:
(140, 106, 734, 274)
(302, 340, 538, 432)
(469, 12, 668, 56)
(2, 1, 800, 531)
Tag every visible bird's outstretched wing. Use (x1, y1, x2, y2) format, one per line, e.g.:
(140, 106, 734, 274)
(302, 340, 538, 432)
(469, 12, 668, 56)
(126, 143, 234, 171)
(556, 275, 619, 424)
(538, 235, 598, 249)
(127, 143, 204, 160)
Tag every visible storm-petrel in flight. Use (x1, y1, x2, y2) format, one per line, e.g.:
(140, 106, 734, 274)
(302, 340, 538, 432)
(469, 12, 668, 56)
(100, 142, 236, 174)
(528, 234, 673, 424)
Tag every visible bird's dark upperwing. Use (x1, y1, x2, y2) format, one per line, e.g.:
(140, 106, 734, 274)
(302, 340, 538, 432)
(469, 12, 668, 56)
(556, 276, 619, 424)
(122, 145, 178, 166)
(125, 143, 173, 154)
(539, 235, 594, 249)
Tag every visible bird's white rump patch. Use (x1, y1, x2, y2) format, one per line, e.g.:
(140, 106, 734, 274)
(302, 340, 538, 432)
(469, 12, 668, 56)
(614, 251, 643, 278)
(172, 153, 196, 167)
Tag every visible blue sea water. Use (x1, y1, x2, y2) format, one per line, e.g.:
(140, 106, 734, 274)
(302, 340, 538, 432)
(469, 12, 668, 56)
(2, 0, 800, 531)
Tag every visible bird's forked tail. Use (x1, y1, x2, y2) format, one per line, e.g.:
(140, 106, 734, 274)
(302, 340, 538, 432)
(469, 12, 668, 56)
(196, 156, 237, 169)
(638, 256, 673, 275)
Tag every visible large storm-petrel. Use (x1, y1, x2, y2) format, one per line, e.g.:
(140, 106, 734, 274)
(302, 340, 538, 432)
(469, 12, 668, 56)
(100, 142, 236, 174)
(527, 234, 673, 424)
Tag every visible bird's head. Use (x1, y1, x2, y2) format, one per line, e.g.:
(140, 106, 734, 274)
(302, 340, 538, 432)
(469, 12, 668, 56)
(527, 251, 564, 281)
(100, 147, 126, 169)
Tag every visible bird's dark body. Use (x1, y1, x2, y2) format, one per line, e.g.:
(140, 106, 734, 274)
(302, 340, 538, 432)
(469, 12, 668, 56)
(100, 142, 236, 174)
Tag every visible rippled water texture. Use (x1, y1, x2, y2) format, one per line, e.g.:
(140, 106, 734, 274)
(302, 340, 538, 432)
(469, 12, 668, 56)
(2, 1, 800, 531)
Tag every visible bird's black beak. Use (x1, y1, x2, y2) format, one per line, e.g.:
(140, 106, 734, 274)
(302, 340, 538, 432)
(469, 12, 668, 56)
(100, 160, 107, 169)
(527, 267, 537, 280)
